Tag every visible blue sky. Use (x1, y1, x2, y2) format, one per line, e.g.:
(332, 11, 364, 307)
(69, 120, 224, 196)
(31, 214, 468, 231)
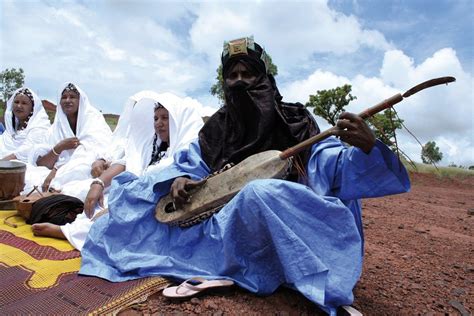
(1, 0, 473, 166)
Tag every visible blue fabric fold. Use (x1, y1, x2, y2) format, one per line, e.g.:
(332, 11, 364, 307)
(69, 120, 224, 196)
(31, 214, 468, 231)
(80, 137, 410, 315)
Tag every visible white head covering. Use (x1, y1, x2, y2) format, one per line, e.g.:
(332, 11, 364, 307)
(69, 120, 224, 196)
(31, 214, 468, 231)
(0, 87, 51, 161)
(100, 90, 161, 162)
(30, 82, 112, 190)
(46, 83, 112, 166)
(120, 92, 204, 177)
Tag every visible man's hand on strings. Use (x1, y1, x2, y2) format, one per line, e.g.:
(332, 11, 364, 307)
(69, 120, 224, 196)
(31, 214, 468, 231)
(170, 177, 207, 209)
(335, 112, 376, 154)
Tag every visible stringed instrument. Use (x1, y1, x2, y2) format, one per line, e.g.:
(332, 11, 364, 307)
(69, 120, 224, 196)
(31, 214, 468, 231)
(155, 76, 455, 227)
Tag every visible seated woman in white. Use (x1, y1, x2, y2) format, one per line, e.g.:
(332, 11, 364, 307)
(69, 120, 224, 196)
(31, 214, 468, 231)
(1, 87, 50, 162)
(55, 91, 160, 202)
(90, 90, 164, 179)
(28, 83, 112, 193)
(32, 92, 204, 251)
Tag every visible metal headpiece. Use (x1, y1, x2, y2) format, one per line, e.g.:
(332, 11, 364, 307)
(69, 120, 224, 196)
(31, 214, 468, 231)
(222, 36, 269, 73)
(14, 88, 35, 106)
(62, 83, 80, 95)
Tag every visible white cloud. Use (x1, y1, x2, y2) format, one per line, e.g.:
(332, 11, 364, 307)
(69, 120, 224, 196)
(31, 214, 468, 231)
(0, 0, 394, 113)
(1, 0, 211, 114)
(436, 136, 473, 167)
(130, 56, 148, 68)
(283, 70, 351, 102)
(53, 8, 91, 33)
(98, 69, 125, 80)
(380, 50, 415, 86)
(181, 96, 217, 118)
(188, 1, 392, 70)
(98, 41, 127, 61)
(380, 48, 472, 141)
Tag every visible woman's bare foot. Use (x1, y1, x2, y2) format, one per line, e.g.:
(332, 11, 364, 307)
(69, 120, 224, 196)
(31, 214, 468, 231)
(31, 223, 66, 239)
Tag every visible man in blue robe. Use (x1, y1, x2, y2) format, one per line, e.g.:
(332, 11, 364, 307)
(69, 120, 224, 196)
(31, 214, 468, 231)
(80, 37, 410, 315)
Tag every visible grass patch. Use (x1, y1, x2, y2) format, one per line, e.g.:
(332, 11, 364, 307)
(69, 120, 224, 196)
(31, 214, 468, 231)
(105, 115, 118, 132)
(405, 161, 474, 178)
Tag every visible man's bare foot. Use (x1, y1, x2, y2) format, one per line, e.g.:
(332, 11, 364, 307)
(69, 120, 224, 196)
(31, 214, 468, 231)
(31, 223, 66, 239)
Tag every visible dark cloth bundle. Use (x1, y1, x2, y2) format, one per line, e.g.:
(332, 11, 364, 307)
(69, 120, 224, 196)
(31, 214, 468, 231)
(26, 194, 84, 225)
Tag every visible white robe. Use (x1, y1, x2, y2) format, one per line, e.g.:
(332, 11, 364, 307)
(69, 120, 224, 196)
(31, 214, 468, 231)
(27, 83, 112, 192)
(61, 92, 204, 250)
(60, 90, 163, 201)
(1, 87, 51, 161)
(96, 90, 162, 163)
(1, 88, 52, 193)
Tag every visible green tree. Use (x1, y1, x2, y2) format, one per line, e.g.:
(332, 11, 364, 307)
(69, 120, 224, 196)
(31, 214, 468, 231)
(368, 109, 404, 150)
(210, 65, 225, 103)
(1, 68, 25, 102)
(421, 141, 443, 164)
(210, 54, 278, 104)
(0, 68, 25, 120)
(305, 84, 356, 126)
(306, 84, 404, 150)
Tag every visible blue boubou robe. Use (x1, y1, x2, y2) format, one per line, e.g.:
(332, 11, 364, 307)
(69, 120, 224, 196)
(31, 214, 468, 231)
(80, 137, 410, 315)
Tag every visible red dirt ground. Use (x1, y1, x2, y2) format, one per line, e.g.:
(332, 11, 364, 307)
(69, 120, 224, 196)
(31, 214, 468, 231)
(121, 172, 473, 315)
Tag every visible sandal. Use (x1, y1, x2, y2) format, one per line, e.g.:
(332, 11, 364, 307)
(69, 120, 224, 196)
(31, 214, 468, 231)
(162, 277, 234, 299)
(338, 305, 363, 316)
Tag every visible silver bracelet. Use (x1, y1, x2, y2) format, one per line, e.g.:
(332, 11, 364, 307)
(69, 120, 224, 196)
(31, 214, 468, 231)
(91, 178, 105, 189)
(52, 147, 60, 156)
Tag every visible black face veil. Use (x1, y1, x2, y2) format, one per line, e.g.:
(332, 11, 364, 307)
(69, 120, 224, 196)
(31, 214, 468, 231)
(198, 39, 320, 174)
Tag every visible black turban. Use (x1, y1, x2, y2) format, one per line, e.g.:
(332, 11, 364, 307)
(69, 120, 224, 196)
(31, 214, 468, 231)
(199, 38, 320, 177)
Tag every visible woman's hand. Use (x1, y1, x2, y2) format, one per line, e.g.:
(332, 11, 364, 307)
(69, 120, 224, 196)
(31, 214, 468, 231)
(335, 112, 376, 154)
(170, 177, 207, 209)
(41, 169, 57, 192)
(84, 184, 104, 218)
(56, 137, 81, 152)
(91, 159, 107, 178)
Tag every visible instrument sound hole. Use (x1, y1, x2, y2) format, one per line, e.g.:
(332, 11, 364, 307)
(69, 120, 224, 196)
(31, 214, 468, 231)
(164, 202, 176, 213)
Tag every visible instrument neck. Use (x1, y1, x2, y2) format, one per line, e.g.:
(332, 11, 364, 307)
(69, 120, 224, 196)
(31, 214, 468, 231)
(279, 93, 403, 160)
